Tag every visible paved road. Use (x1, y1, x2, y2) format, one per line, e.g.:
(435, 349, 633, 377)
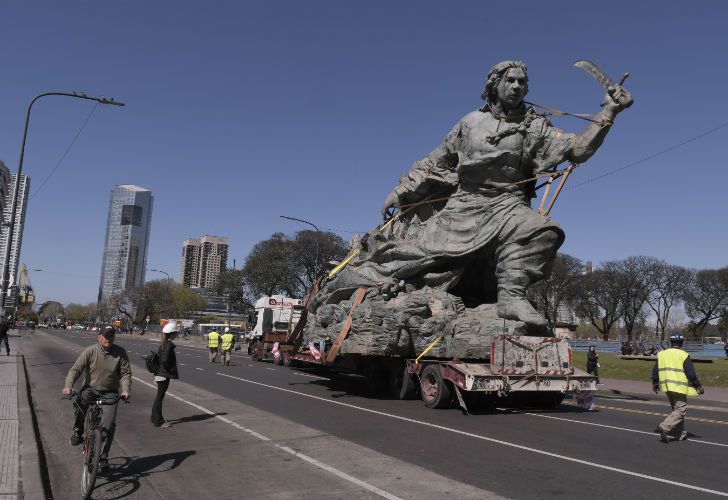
(25, 330, 728, 499)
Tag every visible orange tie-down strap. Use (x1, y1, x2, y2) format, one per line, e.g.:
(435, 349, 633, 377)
(325, 286, 368, 365)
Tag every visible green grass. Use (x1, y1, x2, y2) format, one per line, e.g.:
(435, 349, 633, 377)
(572, 351, 728, 388)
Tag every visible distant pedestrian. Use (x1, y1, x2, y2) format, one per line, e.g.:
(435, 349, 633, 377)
(208, 329, 221, 363)
(220, 327, 235, 366)
(653, 332, 704, 443)
(0, 315, 9, 355)
(586, 345, 600, 384)
(152, 322, 179, 428)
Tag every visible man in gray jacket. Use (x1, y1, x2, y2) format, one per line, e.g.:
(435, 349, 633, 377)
(63, 326, 131, 472)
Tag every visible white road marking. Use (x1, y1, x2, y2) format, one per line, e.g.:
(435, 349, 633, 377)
(130, 376, 403, 500)
(523, 412, 728, 448)
(293, 371, 328, 381)
(217, 372, 728, 497)
(179, 363, 186, 366)
(196, 367, 204, 371)
(266, 367, 276, 371)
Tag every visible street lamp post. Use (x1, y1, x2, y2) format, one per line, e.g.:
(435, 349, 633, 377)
(280, 215, 322, 281)
(146, 268, 171, 281)
(0, 92, 124, 313)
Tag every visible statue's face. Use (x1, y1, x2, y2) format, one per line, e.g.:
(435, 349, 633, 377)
(496, 68, 528, 109)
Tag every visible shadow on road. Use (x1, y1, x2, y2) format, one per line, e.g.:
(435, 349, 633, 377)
(168, 412, 228, 424)
(95, 450, 197, 499)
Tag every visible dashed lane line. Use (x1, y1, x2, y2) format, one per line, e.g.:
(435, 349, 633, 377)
(564, 400, 728, 425)
(195, 367, 204, 371)
(216, 372, 728, 498)
(130, 376, 403, 500)
(523, 412, 728, 448)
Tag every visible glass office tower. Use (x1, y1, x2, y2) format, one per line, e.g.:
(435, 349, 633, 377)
(97, 185, 153, 306)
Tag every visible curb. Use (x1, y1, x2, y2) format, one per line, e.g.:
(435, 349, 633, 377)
(17, 352, 53, 499)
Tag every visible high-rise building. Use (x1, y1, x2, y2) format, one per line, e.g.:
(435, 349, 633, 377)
(179, 235, 228, 289)
(0, 172, 30, 291)
(97, 185, 153, 306)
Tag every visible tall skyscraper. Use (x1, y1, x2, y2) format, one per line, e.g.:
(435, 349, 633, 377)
(179, 235, 228, 289)
(0, 172, 30, 291)
(97, 185, 153, 306)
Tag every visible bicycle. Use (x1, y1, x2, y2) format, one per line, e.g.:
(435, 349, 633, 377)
(63, 390, 128, 499)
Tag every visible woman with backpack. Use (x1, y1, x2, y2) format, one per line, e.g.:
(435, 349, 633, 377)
(152, 322, 179, 427)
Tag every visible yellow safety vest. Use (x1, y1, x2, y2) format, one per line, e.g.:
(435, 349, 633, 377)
(221, 333, 234, 351)
(208, 331, 220, 348)
(657, 348, 698, 396)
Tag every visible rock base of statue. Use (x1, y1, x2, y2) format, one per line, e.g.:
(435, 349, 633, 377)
(303, 272, 546, 360)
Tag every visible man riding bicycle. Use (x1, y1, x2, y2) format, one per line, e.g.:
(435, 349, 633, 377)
(63, 326, 131, 473)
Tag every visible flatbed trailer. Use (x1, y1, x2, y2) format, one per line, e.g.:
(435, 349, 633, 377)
(287, 335, 597, 411)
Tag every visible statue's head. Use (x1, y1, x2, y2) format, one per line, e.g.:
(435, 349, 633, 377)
(481, 60, 529, 108)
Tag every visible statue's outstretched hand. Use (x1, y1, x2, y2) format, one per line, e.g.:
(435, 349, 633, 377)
(603, 84, 634, 114)
(382, 191, 399, 221)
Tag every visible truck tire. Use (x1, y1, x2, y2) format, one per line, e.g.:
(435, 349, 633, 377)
(388, 364, 419, 400)
(420, 364, 453, 409)
(363, 360, 387, 394)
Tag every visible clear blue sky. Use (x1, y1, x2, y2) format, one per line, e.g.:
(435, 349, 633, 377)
(1, 1, 726, 305)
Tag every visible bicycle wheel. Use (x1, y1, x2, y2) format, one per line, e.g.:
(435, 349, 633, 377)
(81, 428, 102, 499)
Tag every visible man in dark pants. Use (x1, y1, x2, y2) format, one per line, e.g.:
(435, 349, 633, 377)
(63, 326, 131, 472)
(0, 315, 9, 355)
(652, 332, 704, 443)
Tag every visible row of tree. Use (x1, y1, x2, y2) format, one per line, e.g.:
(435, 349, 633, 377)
(528, 255, 728, 340)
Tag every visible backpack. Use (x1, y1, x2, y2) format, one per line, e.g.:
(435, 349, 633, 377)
(143, 350, 160, 374)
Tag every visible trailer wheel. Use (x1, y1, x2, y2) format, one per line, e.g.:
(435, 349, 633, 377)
(420, 364, 453, 409)
(388, 364, 418, 400)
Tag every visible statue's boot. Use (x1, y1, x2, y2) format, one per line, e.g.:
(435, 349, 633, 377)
(496, 271, 548, 329)
(497, 296, 547, 328)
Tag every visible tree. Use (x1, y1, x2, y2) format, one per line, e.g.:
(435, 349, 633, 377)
(645, 262, 690, 340)
(65, 303, 97, 322)
(242, 231, 349, 299)
(682, 267, 728, 337)
(213, 269, 251, 317)
(39, 301, 65, 323)
(608, 256, 658, 341)
(242, 233, 304, 298)
(110, 280, 175, 332)
(527, 253, 582, 330)
(574, 267, 622, 341)
(287, 230, 349, 292)
(170, 286, 207, 318)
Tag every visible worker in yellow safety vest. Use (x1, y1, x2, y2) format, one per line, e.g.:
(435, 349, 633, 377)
(652, 332, 704, 443)
(207, 329, 221, 363)
(220, 327, 235, 366)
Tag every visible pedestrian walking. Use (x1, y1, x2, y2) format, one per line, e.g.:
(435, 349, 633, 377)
(586, 345, 600, 384)
(207, 328, 221, 363)
(652, 332, 704, 443)
(220, 327, 235, 366)
(0, 314, 10, 355)
(152, 322, 179, 428)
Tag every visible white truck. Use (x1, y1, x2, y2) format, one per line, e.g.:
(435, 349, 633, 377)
(247, 295, 304, 361)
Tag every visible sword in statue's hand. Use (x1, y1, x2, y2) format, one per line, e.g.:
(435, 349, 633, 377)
(574, 60, 633, 109)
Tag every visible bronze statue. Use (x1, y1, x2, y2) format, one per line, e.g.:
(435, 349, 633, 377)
(304, 60, 632, 357)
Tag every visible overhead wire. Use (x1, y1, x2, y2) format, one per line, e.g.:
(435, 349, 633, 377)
(320, 118, 728, 235)
(29, 102, 100, 200)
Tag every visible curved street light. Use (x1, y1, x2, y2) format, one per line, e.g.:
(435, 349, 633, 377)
(0, 92, 125, 311)
(280, 214, 322, 281)
(147, 268, 171, 281)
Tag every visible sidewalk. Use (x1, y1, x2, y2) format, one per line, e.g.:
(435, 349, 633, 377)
(0, 331, 44, 500)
